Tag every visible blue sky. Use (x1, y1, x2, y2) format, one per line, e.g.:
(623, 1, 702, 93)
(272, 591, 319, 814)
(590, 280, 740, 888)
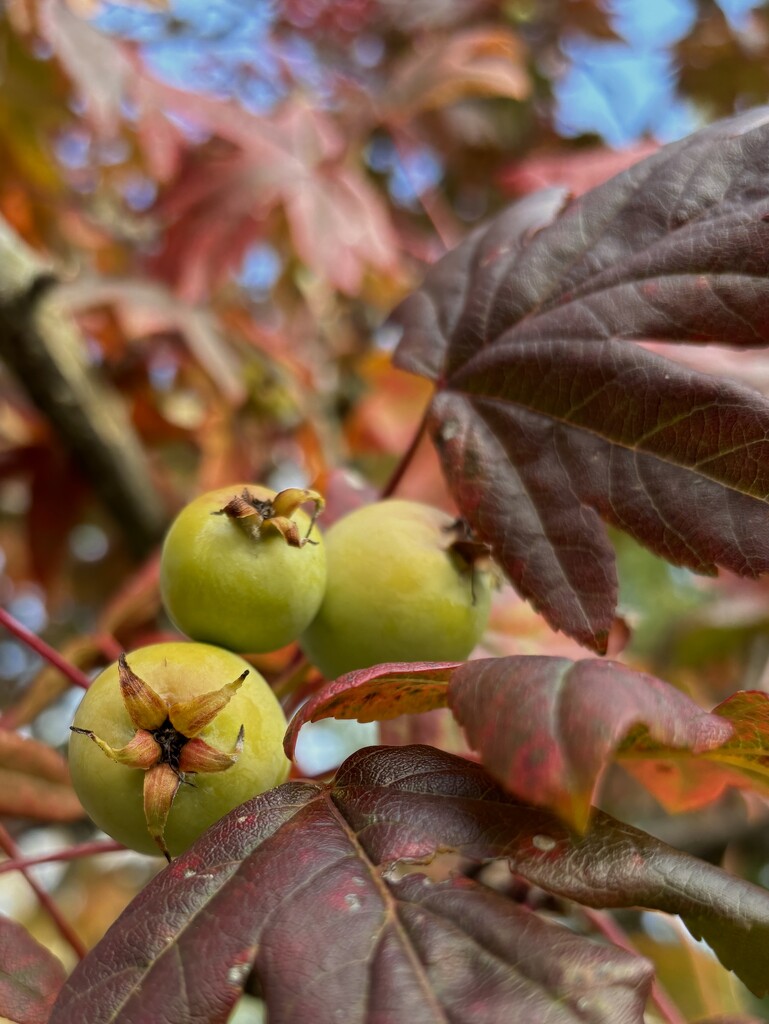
(555, 0, 761, 144)
(96, 0, 763, 148)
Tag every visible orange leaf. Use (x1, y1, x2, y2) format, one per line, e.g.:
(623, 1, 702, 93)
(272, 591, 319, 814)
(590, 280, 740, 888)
(385, 28, 530, 118)
(0, 731, 84, 821)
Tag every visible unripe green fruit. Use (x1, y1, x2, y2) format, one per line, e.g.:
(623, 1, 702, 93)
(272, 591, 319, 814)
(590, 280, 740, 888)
(160, 484, 326, 654)
(300, 500, 493, 678)
(69, 642, 290, 858)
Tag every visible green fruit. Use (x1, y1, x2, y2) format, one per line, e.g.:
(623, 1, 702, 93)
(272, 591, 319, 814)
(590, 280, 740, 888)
(300, 499, 493, 678)
(160, 484, 326, 654)
(69, 642, 290, 858)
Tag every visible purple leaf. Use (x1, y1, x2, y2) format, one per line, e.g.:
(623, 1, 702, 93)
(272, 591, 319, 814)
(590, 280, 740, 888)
(0, 914, 66, 1024)
(51, 747, 769, 1021)
(284, 661, 457, 758)
(447, 655, 733, 829)
(392, 108, 769, 651)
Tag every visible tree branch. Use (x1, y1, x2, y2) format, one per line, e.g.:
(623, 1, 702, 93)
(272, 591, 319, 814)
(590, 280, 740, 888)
(0, 218, 166, 556)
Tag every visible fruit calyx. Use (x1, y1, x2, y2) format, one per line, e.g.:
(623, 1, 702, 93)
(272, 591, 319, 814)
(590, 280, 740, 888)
(214, 486, 325, 548)
(443, 518, 496, 604)
(70, 653, 247, 861)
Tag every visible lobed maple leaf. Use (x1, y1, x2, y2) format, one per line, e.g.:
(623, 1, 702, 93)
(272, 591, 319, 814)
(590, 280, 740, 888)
(391, 107, 769, 652)
(49, 746, 769, 1023)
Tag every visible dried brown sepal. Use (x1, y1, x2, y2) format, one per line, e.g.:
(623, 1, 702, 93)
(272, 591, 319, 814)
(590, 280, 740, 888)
(168, 670, 249, 737)
(443, 518, 494, 569)
(178, 725, 245, 774)
(213, 486, 324, 546)
(74, 654, 257, 860)
(70, 726, 161, 769)
(217, 493, 258, 521)
(268, 516, 303, 547)
(271, 487, 325, 540)
(143, 762, 182, 862)
(214, 492, 264, 542)
(118, 654, 167, 731)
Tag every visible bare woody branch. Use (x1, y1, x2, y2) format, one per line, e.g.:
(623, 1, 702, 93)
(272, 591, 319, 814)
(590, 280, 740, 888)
(0, 217, 166, 555)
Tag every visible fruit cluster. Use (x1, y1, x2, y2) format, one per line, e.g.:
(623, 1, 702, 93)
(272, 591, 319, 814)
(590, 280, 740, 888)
(70, 485, 494, 858)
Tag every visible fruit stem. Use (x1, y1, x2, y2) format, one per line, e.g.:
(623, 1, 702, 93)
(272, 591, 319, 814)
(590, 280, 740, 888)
(380, 406, 429, 499)
(0, 607, 91, 690)
(0, 822, 88, 960)
(272, 654, 312, 702)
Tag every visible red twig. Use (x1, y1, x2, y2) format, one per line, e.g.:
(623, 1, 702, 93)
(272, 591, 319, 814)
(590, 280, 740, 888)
(0, 607, 91, 690)
(0, 838, 124, 875)
(0, 822, 87, 960)
(581, 907, 686, 1024)
(380, 406, 430, 499)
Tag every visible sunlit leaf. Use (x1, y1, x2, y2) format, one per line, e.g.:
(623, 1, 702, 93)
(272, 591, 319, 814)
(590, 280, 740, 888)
(447, 656, 733, 830)
(285, 657, 734, 830)
(37, 1, 130, 135)
(623, 689, 769, 811)
(284, 662, 457, 757)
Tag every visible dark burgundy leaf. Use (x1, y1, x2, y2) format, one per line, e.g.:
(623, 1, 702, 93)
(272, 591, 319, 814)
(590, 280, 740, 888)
(392, 108, 769, 651)
(0, 914, 66, 1024)
(52, 747, 769, 1021)
(370, 875, 651, 1023)
(333, 749, 769, 997)
(284, 662, 457, 757)
(447, 655, 733, 829)
(50, 770, 649, 1024)
(51, 782, 317, 1024)
(285, 656, 733, 830)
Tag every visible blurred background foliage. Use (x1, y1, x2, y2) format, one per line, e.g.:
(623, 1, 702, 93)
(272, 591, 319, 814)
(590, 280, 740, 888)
(2, 0, 769, 1019)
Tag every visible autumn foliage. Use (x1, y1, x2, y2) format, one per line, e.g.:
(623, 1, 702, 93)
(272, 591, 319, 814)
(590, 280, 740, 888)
(3, 2, 769, 1023)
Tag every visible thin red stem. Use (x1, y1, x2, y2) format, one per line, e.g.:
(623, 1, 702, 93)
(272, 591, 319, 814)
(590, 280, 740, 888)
(0, 822, 87, 960)
(0, 607, 91, 690)
(581, 908, 686, 1024)
(380, 406, 430, 499)
(0, 838, 124, 875)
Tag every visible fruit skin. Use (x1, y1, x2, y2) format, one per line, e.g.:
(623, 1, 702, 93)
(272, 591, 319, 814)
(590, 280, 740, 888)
(69, 642, 290, 857)
(160, 484, 326, 654)
(299, 500, 493, 678)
